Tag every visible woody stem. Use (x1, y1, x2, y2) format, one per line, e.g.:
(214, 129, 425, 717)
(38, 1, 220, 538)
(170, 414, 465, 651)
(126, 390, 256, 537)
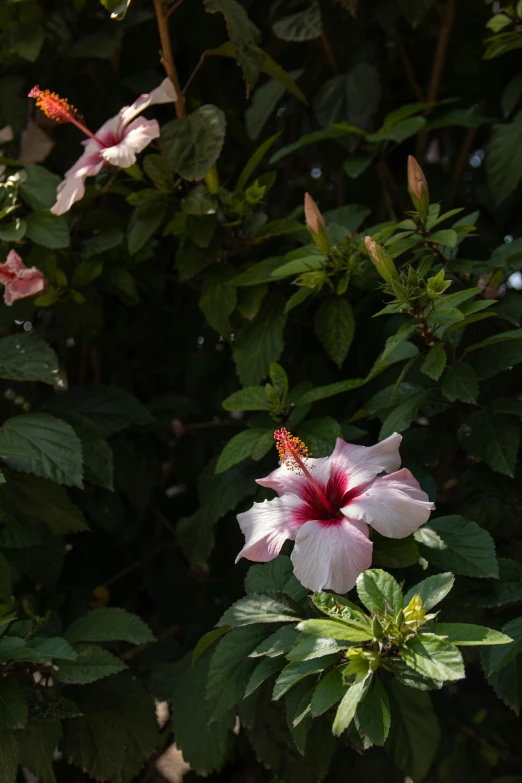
(152, 0, 186, 118)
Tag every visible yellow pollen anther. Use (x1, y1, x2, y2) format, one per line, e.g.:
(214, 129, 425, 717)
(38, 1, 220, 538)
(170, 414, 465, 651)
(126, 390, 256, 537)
(29, 85, 81, 125)
(274, 428, 311, 473)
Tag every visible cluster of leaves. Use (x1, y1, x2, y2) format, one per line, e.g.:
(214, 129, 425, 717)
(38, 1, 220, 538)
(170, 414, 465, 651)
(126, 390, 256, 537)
(0, 0, 521, 782)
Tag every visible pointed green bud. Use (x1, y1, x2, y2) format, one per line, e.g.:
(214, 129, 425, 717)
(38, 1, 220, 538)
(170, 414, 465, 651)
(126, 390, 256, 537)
(364, 237, 398, 283)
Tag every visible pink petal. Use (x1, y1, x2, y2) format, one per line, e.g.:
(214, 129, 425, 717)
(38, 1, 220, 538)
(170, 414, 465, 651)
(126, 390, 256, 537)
(291, 518, 372, 593)
(5, 249, 24, 273)
(331, 432, 402, 492)
(7, 274, 45, 303)
(51, 147, 104, 215)
(235, 495, 304, 563)
(256, 456, 331, 498)
(120, 78, 177, 126)
(100, 118, 159, 168)
(343, 468, 434, 538)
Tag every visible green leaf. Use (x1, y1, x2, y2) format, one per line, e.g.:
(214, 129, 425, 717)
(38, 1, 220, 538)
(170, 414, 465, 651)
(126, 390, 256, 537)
(250, 626, 300, 658)
(29, 636, 77, 661)
(245, 555, 307, 600)
(47, 384, 153, 437)
(160, 105, 226, 180)
(379, 390, 426, 440)
(485, 618, 522, 671)
(222, 386, 271, 411)
(310, 667, 346, 716)
(0, 679, 27, 729)
(245, 656, 285, 697)
(269, 362, 288, 400)
(372, 535, 419, 568)
(0, 413, 83, 488)
(17, 721, 62, 783)
(55, 643, 126, 684)
(65, 608, 154, 645)
(64, 413, 114, 490)
(332, 675, 370, 736)
(315, 63, 380, 130)
(273, 2, 322, 41)
(400, 633, 465, 683)
(128, 202, 167, 255)
(1, 472, 88, 535)
(435, 622, 513, 647)
(230, 257, 287, 286)
(314, 298, 355, 368)
(297, 416, 342, 457)
(442, 363, 479, 403)
(203, 0, 263, 90)
(71, 259, 103, 288)
(25, 210, 69, 249)
(296, 619, 373, 642)
(217, 592, 305, 626)
(0, 517, 40, 548)
(0, 638, 40, 662)
(356, 569, 403, 616)
(487, 110, 522, 204)
(367, 115, 426, 143)
(207, 625, 267, 718)
(62, 674, 159, 783)
(199, 266, 237, 338)
(429, 229, 458, 248)
(404, 572, 454, 610)
(236, 132, 280, 192)
(458, 410, 519, 477)
(171, 654, 234, 774)
(20, 164, 61, 210)
(414, 515, 498, 578)
(234, 295, 287, 386)
(273, 655, 338, 700)
(355, 678, 390, 746)
(386, 681, 440, 782)
(286, 636, 345, 661)
(0, 335, 60, 385)
(192, 626, 232, 666)
(0, 726, 18, 783)
(421, 343, 447, 381)
(0, 552, 12, 602)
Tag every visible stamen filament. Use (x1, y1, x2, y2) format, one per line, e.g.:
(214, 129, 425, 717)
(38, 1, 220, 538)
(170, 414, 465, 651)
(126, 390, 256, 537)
(274, 428, 337, 517)
(28, 86, 106, 147)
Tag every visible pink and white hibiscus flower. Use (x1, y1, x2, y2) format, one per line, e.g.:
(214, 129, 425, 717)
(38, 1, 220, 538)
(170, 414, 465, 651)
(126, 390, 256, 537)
(0, 249, 46, 306)
(236, 428, 434, 593)
(29, 79, 177, 216)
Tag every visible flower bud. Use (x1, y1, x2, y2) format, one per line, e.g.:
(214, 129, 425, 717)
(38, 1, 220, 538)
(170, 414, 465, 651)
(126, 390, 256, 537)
(407, 155, 428, 200)
(304, 193, 330, 253)
(304, 192, 325, 236)
(364, 236, 398, 283)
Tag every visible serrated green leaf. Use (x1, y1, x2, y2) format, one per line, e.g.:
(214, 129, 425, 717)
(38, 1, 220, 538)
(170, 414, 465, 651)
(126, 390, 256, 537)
(356, 569, 403, 616)
(0, 335, 60, 385)
(286, 636, 346, 661)
(234, 295, 287, 386)
(245, 555, 307, 600)
(296, 619, 373, 642)
(0, 726, 18, 783)
(222, 386, 271, 411)
(404, 572, 454, 610)
(314, 298, 355, 368)
(0, 472, 88, 535)
(245, 655, 284, 697)
(216, 428, 268, 473)
(161, 106, 226, 180)
(55, 643, 126, 684)
(485, 618, 522, 671)
(435, 622, 512, 647)
(47, 384, 153, 437)
(217, 592, 305, 626)
(192, 626, 232, 666)
(249, 626, 300, 658)
(414, 516, 498, 578)
(29, 636, 77, 661)
(332, 675, 370, 736)
(442, 362, 479, 403)
(207, 625, 267, 718)
(0, 413, 83, 488)
(310, 667, 346, 717)
(17, 720, 62, 783)
(355, 678, 390, 745)
(400, 633, 465, 683)
(273, 655, 338, 700)
(459, 410, 519, 476)
(25, 210, 69, 249)
(0, 679, 27, 729)
(421, 343, 447, 381)
(64, 608, 154, 645)
(386, 681, 440, 781)
(204, 0, 263, 90)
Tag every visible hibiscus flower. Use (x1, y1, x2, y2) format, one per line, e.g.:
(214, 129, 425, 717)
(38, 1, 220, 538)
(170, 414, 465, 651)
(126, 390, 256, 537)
(236, 429, 434, 593)
(29, 79, 176, 216)
(0, 249, 46, 306)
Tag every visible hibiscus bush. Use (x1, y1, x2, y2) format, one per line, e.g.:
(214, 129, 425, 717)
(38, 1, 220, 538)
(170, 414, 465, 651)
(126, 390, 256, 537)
(1, 0, 522, 781)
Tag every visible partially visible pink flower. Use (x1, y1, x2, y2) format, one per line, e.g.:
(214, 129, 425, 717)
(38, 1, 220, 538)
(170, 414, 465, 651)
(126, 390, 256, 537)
(304, 192, 325, 236)
(29, 79, 177, 215)
(236, 429, 434, 593)
(0, 250, 46, 306)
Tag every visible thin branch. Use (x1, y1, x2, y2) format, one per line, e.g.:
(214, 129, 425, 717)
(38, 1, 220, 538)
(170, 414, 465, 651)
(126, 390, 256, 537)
(152, 0, 186, 118)
(451, 100, 485, 182)
(393, 30, 424, 102)
(416, 0, 456, 160)
(183, 51, 207, 95)
(377, 159, 397, 220)
(167, 0, 185, 17)
(320, 30, 340, 74)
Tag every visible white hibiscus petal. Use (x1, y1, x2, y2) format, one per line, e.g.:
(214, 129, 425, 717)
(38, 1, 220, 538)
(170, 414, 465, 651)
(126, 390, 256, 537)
(235, 494, 305, 563)
(331, 432, 402, 490)
(256, 457, 330, 498)
(344, 468, 434, 538)
(291, 518, 372, 593)
(120, 78, 177, 126)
